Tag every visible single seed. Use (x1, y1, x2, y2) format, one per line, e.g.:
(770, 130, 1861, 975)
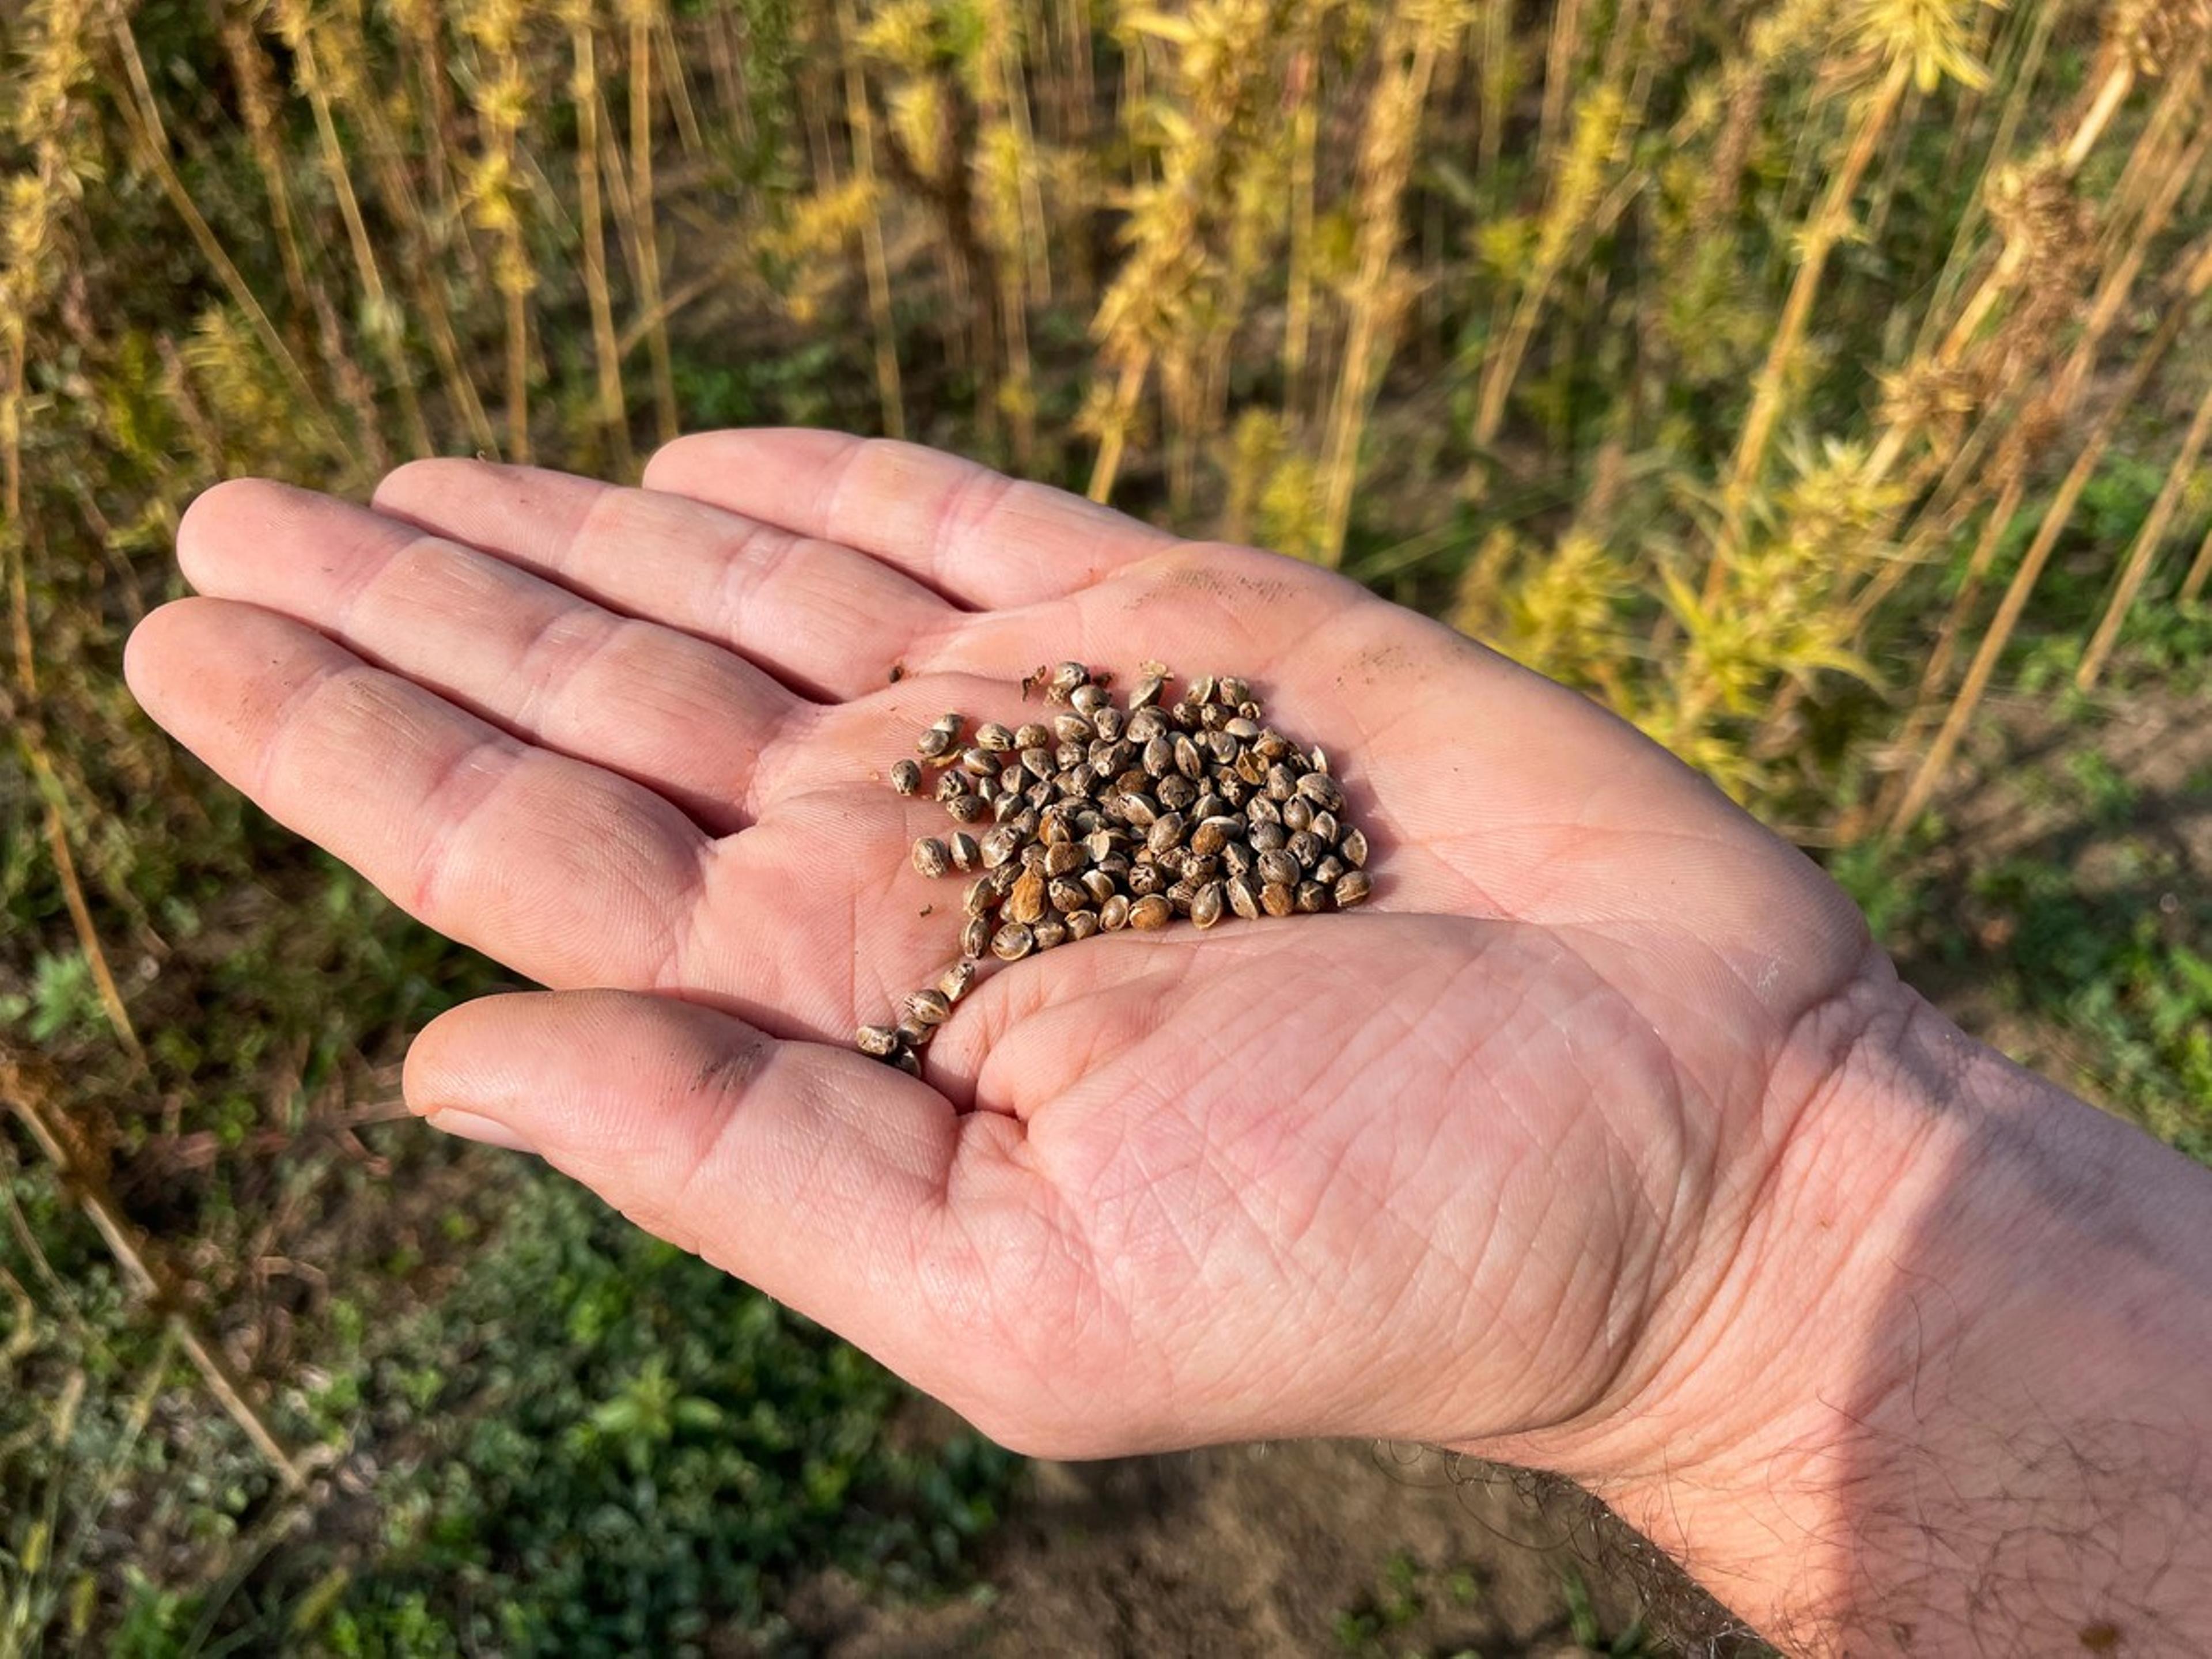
(1190, 816, 1238, 857)
(1222, 841, 1254, 877)
(1128, 894, 1173, 930)
(1130, 673, 1166, 709)
(1227, 874, 1260, 919)
(1313, 855, 1346, 884)
(938, 960, 977, 1002)
(1093, 707, 1124, 741)
(1048, 877, 1088, 914)
(976, 721, 1015, 752)
(935, 770, 967, 805)
(1047, 662, 1090, 702)
(993, 791, 1024, 824)
(1297, 772, 1344, 812)
(1125, 707, 1167, 743)
(1207, 730, 1240, 766)
(991, 922, 1036, 961)
(913, 837, 952, 878)
(1341, 827, 1368, 868)
(907, 987, 953, 1027)
(961, 914, 991, 957)
(1287, 830, 1325, 869)
(1224, 716, 1260, 741)
(890, 759, 922, 796)
(1295, 880, 1329, 913)
(1309, 745, 1331, 777)
(1146, 812, 1187, 857)
(1045, 842, 1087, 877)
(981, 825, 1022, 868)
(1173, 734, 1205, 779)
(1067, 910, 1100, 940)
(1009, 870, 1048, 925)
(1188, 675, 1217, 704)
(917, 726, 953, 759)
(1260, 881, 1296, 918)
(1071, 682, 1110, 715)
(949, 832, 980, 871)
(962, 876, 994, 916)
(1251, 821, 1287, 853)
(1191, 882, 1225, 929)
(889, 1047, 923, 1078)
(1053, 712, 1093, 745)
(1020, 843, 1048, 872)
(1127, 861, 1165, 897)
(896, 1014, 933, 1047)
(1157, 775, 1197, 811)
(1032, 916, 1069, 950)
(857, 1024, 899, 1057)
(1282, 797, 1313, 832)
(1142, 734, 1173, 778)
(1081, 869, 1118, 905)
(1015, 721, 1052, 749)
(1101, 893, 1132, 930)
(948, 794, 989, 824)
(1334, 870, 1373, 907)
(1219, 676, 1251, 706)
(1257, 849, 1300, 888)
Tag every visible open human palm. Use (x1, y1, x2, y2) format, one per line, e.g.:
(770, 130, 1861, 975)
(127, 430, 1884, 1476)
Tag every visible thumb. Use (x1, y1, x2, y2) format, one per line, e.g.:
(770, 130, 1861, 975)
(403, 990, 1043, 1400)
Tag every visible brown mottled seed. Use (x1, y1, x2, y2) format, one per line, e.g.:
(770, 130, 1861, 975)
(1206, 730, 1240, 766)
(1129, 673, 1166, 710)
(1141, 734, 1173, 778)
(955, 746, 991, 776)
(1308, 745, 1330, 776)
(1156, 775, 1197, 811)
(1257, 849, 1301, 888)
(1048, 877, 1088, 914)
(857, 1024, 900, 1057)
(1190, 816, 1238, 857)
(1313, 855, 1346, 884)
(890, 759, 923, 796)
(1032, 916, 1069, 950)
(1146, 812, 1186, 857)
(1047, 661, 1090, 700)
(889, 1047, 923, 1078)
(1227, 874, 1261, 920)
(991, 922, 1036, 961)
(1070, 682, 1110, 715)
(1221, 841, 1254, 877)
(934, 770, 967, 805)
(948, 794, 989, 824)
(1340, 827, 1368, 868)
(949, 832, 980, 871)
(1120, 793, 1158, 828)
(1052, 713, 1092, 745)
(1249, 821, 1287, 854)
(1093, 707, 1124, 741)
(1044, 843, 1086, 878)
(1066, 910, 1100, 940)
(981, 825, 1021, 868)
(906, 988, 953, 1027)
(1281, 797, 1313, 832)
(1125, 706, 1167, 743)
(1188, 675, 1217, 704)
(1191, 882, 1225, 929)
(1127, 860, 1165, 897)
(1009, 870, 1048, 925)
(1309, 809, 1339, 846)
(976, 721, 1015, 752)
(1334, 870, 1373, 908)
(961, 877, 994, 917)
(1218, 677, 1250, 707)
(912, 837, 952, 878)
(896, 1014, 933, 1047)
(1266, 764, 1297, 802)
(1128, 894, 1173, 930)
(992, 861, 1023, 895)
(938, 960, 978, 1002)
(1199, 702, 1228, 731)
(1173, 734, 1204, 779)
(1015, 721, 1052, 750)
(1260, 880, 1296, 918)
(1100, 893, 1132, 930)
(1020, 747, 1054, 780)
(961, 914, 991, 957)
(917, 725, 953, 759)
(1224, 716, 1260, 741)
(1081, 869, 1118, 906)
(1020, 843, 1048, 873)
(1287, 830, 1324, 869)
(1297, 772, 1344, 812)
(1295, 880, 1329, 914)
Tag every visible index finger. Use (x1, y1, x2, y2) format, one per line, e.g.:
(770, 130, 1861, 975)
(641, 429, 1177, 609)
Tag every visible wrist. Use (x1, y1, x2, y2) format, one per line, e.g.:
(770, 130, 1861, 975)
(1503, 970, 2212, 1652)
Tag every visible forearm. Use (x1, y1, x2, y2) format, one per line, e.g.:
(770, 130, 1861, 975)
(1578, 980, 2212, 1654)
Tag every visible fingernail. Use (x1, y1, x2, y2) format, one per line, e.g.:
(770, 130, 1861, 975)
(423, 1108, 538, 1154)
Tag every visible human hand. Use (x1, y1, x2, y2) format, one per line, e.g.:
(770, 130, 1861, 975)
(127, 433, 2212, 1651)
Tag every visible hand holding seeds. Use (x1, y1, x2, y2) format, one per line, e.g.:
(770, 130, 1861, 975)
(866, 662, 1371, 1075)
(136, 431, 2187, 1653)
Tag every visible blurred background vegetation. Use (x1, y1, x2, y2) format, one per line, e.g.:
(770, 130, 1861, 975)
(3, 0, 2210, 1650)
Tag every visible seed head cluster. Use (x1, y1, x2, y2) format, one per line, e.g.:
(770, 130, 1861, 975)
(858, 662, 1374, 1075)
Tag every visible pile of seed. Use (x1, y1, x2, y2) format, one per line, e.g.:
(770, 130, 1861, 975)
(857, 662, 1373, 1075)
